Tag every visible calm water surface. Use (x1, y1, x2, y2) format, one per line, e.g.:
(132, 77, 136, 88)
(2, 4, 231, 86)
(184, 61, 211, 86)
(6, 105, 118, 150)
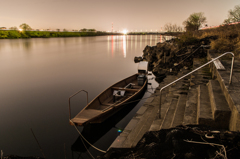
(0, 35, 170, 158)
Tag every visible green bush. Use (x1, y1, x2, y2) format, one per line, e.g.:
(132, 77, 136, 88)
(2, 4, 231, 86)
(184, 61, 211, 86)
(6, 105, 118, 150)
(0, 30, 119, 39)
(0, 31, 9, 38)
(8, 30, 21, 38)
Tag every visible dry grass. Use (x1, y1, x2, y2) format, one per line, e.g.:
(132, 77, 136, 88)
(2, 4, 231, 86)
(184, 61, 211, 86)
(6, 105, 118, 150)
(195, 23, 240, 57)
(175, 23, 240, 58)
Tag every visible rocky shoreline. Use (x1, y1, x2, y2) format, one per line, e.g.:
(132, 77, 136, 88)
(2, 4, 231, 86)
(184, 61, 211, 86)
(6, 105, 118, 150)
(98, 36, 240, 159)
(135, 36, 217, 78)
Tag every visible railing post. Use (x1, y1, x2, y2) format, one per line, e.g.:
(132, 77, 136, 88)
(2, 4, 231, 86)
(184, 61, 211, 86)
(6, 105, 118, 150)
(159, 52, 234, 119)
(229, 56, 234, 84)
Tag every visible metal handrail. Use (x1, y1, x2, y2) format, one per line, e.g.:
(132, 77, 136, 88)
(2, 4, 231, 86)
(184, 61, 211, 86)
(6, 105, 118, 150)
(159, 52, 234, 118)
(68, 90, 88, 120)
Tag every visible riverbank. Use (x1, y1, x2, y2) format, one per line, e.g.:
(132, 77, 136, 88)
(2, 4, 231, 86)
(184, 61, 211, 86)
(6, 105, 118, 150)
(99, 25, 240, 158)
(100, 49, 240, 159)
(0, 30, 123, 39)
(140, 23, 240, 77)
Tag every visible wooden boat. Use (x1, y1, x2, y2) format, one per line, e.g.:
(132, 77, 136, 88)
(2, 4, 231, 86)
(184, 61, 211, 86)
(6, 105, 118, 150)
(69, 73, 148, 126)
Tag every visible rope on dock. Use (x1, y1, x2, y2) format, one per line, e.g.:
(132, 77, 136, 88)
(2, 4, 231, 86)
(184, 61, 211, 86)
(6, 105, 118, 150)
(69, 120, 107, 154)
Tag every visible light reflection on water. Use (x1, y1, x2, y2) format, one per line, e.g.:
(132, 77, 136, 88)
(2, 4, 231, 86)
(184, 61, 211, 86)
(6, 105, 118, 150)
(106, 35, 173, 59)
(0, 35, 172, 158)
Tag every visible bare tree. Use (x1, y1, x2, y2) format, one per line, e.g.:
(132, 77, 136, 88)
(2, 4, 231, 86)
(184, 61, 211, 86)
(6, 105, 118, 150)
(164, 23, 183, 32)
(224, 4, 240, 24)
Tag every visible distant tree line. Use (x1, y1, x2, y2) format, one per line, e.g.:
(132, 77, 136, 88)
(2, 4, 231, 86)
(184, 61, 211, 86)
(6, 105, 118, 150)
(0, 30, 113, 39)
(164, 12, 206, 33)
(0, 23, 119, 39)
(80, 28, 96, 32)
(164, 4, 240, 33)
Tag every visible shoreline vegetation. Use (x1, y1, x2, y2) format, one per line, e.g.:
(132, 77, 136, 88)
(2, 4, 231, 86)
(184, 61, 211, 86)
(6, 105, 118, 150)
(0, 30, 123, 39)
(0, 30, 183, 39)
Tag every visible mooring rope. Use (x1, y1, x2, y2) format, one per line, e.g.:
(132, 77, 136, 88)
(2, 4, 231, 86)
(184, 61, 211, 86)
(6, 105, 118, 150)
(69, 120, 107, 154)
(69, 86, 162, 157)
(78, 131, 95, 159)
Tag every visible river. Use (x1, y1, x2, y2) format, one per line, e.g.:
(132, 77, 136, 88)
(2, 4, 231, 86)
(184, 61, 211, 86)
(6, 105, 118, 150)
(0, 35, 171, 158)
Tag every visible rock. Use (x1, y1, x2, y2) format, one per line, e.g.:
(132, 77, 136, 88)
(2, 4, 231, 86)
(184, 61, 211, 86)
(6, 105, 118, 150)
(134, 56, 143, 63)
(141, 36, 210, 77)
(157, 42, 164, 48)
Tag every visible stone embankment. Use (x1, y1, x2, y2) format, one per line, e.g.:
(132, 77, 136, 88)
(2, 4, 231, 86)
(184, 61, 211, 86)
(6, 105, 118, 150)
(98, 38, 240, 158)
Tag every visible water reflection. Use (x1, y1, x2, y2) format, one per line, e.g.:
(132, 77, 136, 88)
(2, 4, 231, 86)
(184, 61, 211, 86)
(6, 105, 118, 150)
(140, 35, 142, 49)
(135, 35, 137, 49)
(9, 40, 21, 50)
(122, 35, 126, 58)
(108, 35, 166, 58)
(111, 35, 114, 57)
(23, 40, 32, 51)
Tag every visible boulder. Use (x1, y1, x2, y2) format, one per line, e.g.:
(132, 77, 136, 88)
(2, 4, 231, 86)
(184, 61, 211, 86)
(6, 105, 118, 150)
(134, 56, 143, 63)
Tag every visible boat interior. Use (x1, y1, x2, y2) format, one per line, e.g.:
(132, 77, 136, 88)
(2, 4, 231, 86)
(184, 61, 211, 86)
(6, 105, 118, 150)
(87, 74, 142, 111)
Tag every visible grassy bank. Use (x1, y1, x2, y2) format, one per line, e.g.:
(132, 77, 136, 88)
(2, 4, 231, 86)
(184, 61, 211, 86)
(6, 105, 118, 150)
(0, 30, 121, 39)
(176, 23, 240, 55)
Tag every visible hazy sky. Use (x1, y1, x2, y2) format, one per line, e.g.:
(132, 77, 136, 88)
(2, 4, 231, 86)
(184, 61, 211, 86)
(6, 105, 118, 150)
(1, 0, 239, 31)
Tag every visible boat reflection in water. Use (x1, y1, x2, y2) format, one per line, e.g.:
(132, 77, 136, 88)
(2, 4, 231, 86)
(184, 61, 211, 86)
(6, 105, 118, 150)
(71, 86, 146, 158)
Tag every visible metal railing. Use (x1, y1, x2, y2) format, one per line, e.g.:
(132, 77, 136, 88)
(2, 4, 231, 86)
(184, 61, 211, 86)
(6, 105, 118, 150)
(159, 52, 234, 118)
(68, 90, 88, 120)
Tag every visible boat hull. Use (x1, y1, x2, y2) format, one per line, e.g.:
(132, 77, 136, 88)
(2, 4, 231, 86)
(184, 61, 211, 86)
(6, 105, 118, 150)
(70, 74, 148, 126)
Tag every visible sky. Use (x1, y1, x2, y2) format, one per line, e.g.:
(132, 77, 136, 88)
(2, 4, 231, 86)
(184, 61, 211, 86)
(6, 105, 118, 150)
(0, 0, 239, 31)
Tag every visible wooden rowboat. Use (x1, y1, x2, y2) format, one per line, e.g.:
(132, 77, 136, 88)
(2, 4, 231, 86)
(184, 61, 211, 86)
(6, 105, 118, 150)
(69, 73, 147, 126)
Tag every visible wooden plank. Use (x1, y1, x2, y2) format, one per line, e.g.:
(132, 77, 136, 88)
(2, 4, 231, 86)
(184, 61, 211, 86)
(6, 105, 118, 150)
(212, 58, 225, 70)
(111, 87, 139, 92)
(72, 109, 102, 125)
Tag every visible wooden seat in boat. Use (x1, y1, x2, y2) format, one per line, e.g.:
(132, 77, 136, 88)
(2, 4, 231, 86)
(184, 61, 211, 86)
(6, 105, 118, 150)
(71, 109, 102, 125)
(111, 87, 139, 92)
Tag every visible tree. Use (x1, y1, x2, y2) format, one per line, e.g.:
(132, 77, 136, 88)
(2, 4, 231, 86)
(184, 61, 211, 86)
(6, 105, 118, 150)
(9, 26, 18, 30)
(88, 29, 96, 32)
(164, 23, 183, 32)
(183, 12, 207, 31)
(19, 23, 32, 31)
(80, 28, 87, 32)
(224, 5, 240, 24)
